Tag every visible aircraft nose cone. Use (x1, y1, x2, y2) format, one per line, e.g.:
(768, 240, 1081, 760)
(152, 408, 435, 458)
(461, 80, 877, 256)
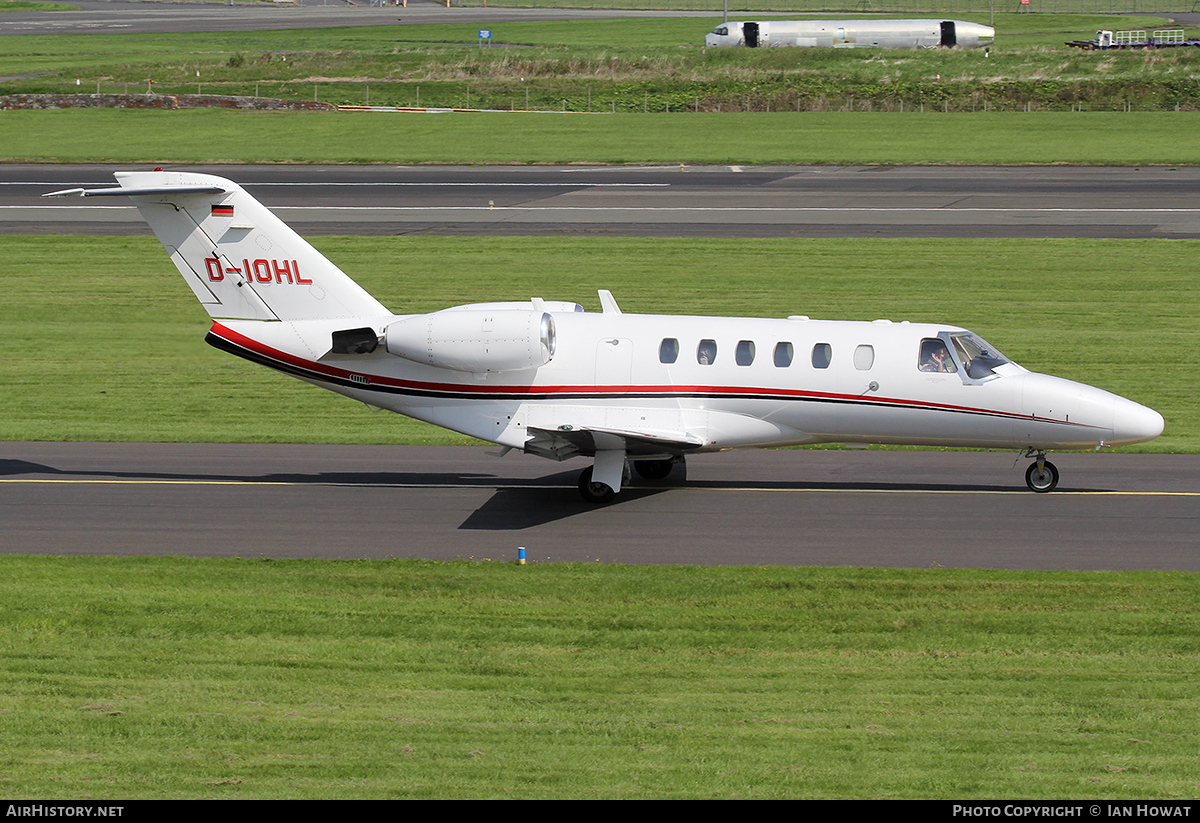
(1111, 397, 1164, 446)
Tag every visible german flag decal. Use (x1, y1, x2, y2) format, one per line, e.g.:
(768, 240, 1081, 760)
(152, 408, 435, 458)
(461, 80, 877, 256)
(211, 204, 234, 217)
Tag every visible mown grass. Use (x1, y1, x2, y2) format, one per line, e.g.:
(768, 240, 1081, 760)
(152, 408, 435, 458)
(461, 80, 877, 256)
(3, 109, 1200, 164)
(0, 1, 76, 10)
(1, 557, 1199, 798)
(2, 235, 1194, 449)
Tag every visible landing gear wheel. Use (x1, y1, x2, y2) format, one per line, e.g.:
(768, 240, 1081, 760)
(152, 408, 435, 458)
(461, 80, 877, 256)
(633, 459, 674, 480)
(1025, 460, 1059, 493)
(578, 466, 616, 504)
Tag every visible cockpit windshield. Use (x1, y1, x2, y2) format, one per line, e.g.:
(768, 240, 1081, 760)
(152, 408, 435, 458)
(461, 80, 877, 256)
(947, 331, 1011, 380)
(712, 26, 729, 35)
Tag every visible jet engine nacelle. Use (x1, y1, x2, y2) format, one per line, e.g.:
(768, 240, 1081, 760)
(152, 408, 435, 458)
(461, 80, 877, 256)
(384, 309, 556, 373)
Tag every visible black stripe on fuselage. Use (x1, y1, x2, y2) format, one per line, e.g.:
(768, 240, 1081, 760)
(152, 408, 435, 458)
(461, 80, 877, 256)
(204, 331, 1086, 428)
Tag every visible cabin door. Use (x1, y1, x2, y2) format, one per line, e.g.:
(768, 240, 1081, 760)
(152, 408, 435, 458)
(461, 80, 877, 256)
(744, 22, 760, 47)
(596, 337, 633, 388)
(940, 21, 957, 47)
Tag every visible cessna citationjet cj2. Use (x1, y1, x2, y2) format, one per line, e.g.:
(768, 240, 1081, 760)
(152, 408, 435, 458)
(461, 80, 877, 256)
(47, 172, 1164, 502)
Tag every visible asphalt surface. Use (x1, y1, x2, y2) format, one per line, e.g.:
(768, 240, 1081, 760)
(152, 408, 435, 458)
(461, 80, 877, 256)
(0, 1, 715, 37)
(2, 443, 1196, 568)
(11, 163, 1200, 238)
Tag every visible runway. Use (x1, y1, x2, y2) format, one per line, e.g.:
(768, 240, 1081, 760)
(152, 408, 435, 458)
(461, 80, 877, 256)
(0, 1, 714, 37)
(2, 443, 1197, 569)
(8, 163, 1200, 238)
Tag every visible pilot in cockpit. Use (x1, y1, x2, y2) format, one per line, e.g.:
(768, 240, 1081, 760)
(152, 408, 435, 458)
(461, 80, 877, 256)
(919, 339, 956, 373)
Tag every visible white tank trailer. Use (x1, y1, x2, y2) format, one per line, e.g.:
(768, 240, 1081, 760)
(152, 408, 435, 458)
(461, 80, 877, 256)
(705, 19, 995, 49)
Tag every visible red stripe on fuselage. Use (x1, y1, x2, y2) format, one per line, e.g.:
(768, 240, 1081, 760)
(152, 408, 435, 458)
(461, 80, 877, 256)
(208, 321, 1091, 428)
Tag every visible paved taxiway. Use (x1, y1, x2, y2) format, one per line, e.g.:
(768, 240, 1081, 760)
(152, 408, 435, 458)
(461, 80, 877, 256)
(6, 112, 1196, 565)
(9, 163, 1200, 238)
(2, 444, 1196, 569)
(9, 162, 1198, 566)
(0, 1, 713, 37)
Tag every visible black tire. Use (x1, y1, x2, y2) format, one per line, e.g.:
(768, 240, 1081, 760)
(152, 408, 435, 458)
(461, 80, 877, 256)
(578, 466, 616, 504)
(1025, 460, 1059, 493)
(633, 459, 674, 480)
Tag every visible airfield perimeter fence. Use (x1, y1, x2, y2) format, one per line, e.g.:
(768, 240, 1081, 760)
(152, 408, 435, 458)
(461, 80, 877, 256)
(39, 82, 1199, 113)
(451, 0, 1200, 12)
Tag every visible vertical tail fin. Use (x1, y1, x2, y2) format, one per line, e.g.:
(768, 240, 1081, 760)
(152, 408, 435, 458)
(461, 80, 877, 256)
(114, 171, 389, 322)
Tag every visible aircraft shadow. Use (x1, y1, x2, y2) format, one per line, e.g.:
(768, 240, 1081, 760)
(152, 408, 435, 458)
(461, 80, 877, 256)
(458, 469, 670, 530)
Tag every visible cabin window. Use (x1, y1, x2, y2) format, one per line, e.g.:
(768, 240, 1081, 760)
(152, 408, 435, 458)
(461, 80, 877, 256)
(697, 339, 717, 366)
(736, 340, 755, 366)
(854, 345, 875, 371)
(774, 342, 794, 367)
(811, 343, 832, 369)
(659, 338, 679, 364)
(918, 338, 957, 373)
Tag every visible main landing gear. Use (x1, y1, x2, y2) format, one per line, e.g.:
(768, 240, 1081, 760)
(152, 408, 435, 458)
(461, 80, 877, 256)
(577, 457, 682, 503)
(632, 458, 675, 480)
(578, 465, 617, 504)
(1024, 451, 1059, 493)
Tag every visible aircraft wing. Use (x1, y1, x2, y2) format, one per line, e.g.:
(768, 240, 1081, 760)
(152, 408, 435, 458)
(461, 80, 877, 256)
(525, 425, 705, 461)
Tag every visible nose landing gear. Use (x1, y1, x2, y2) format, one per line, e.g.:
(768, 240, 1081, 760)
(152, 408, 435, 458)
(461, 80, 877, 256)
(1024, 451, 1060, 493)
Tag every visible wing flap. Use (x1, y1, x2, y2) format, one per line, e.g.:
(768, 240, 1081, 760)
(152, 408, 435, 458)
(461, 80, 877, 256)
(526, 425, 705, 461)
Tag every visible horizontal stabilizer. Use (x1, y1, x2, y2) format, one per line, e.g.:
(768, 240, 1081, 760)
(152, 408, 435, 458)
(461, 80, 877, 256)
(43, 185, 227, 198)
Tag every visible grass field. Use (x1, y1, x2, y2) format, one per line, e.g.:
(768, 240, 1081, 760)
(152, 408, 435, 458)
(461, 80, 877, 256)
(0, 1, 76, 10)
(3, 109, 1200, 164)
(2, 235, 1194, 450)
(3, 14, 1199, 113)
(2, 556, 1199, 799)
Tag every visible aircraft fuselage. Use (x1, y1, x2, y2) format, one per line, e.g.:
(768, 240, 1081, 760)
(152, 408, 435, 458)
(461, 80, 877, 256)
(210, 307, 1162, 461)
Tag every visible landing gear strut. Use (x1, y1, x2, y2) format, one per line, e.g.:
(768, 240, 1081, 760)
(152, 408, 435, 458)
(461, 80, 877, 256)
(1024, 452, 1059, 493)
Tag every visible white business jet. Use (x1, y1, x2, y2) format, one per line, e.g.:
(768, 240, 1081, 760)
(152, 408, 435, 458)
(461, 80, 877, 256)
(47, 172, 1164, 502)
